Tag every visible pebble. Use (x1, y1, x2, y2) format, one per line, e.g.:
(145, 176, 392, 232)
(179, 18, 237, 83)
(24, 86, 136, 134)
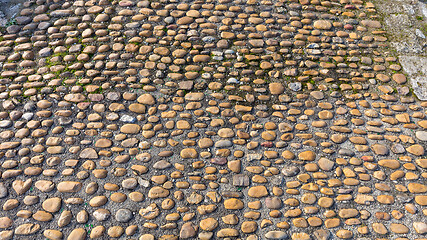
(265, 231, 288, 239)
(414, 222, 427, 234)
(67, 228, 86, 240)
(248, 186, 268, 198)
(15, 224, 40, 235)
(179, 222, 197, 239)
(115, 209, 133, 223)
(289, 82, 302, 91)
(0, 184, 7, 198)
(200, 218, 218, 231)
(313, 20, 332, 30)
(42, 198, 61, 213)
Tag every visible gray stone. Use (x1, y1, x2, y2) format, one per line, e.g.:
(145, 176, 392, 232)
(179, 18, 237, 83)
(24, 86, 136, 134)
(247, 154, 262, 162)
(391, 143, 406, 153)
(314, 229, 330, 240)
(414, 222, 427, 234)
(164, 16, 174, 24)
(15, 16, 31, 25)
(265, 231, 288, 239)
(232, 174, 250, 187)
(115, 209, 133, 223)
(22, 113, 34, 121)
(178, 81, 193, 90)
(0, 121, 12, 128)
(215, 140, 233, 148)
(0, 183, 8, 198)
(106, 92, 121, 101)
(210, 157, 227, 165)
(416, 131, 427, 141)
(39, 47, 52, 57)
(202, 36, 216, 43)
(318, 158, 334, 171)
(227, 78, 239, 84)
(265, 197, 282, 209)
(282, 166, 299, 177)
(120, 115, 136, 123)
(58, 117, 72, 125)
(153, 160, 171, 169)
(122, 178, 138, 190)
(338, 148, 355, 156)
(288, 82, 301, 91)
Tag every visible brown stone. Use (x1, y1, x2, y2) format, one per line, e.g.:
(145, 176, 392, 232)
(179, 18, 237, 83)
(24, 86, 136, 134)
(409, 183, 427, 193)
(241, 221, 257, 233)
(180, 148, 198, 159)
(137, 94, 156, 105)
(224, 198, 244, 209)
(216, 229, 239, 238)
(42, 197, 61, 213)
(43, 229, 63, 240)
(407, 144, 424, 156)
(148, 187, 169, 199)
(298, 151, 316, 161)
(67, 228, 86, 240)
(248, 186, 268, 198)
(57, 181, 82, 193)
(200, 218, 218, 231)
(313, 20, 332, 30)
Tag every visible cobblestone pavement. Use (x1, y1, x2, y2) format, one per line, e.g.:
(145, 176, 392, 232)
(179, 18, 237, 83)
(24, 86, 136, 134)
(0, 0, 426, 239)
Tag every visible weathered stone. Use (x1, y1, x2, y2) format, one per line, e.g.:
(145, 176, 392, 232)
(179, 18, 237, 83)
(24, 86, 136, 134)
(79, 148, 98, 159)
(15, 224, 40, 235)
(148, 187, 169, 199)
(180, 223, 197, 239)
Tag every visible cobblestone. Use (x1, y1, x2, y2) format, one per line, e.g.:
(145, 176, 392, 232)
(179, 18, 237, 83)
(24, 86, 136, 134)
(0, 0, 425, 239)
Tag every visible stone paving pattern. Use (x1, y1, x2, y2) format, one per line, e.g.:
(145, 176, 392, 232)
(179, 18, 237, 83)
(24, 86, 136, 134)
(0, 0, 426, 239)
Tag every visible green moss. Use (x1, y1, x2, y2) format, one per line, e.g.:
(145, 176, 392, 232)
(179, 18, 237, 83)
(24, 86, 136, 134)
(52, 52, 67, 58)
(416, 16, 424, 21)
(92, 86, 103, 94)
(5, 18, 17, 27)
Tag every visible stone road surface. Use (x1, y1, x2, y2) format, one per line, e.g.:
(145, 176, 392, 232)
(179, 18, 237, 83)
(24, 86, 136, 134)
(0, 0, 426, 239)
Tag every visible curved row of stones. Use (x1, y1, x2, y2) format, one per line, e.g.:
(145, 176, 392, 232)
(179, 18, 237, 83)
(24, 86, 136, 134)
(0, 0, 426, 239)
